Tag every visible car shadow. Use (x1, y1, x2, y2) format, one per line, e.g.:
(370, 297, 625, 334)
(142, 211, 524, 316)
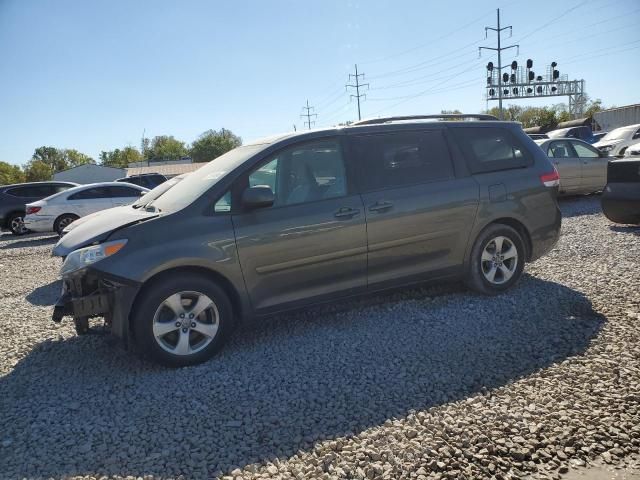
(0, 234, 58, 249)
(557, 195, 602, 218)
(609, 224, 640, 235)
(25, 279, 62, 306)
(0, 275, 604, 479)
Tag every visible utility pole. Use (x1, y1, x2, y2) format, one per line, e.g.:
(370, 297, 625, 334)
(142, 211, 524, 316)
(346, 64, 369, 121)
(300, 99, 317, 130)
(479, 9, 519, 120)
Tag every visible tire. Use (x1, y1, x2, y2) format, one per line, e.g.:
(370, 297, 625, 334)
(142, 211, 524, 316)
(465, 224, 526, 295)
(132, 274, 233, 367)
(54, 214, 79, 236)
(74, 317, 90, 335)
(8, 212, 28, 235)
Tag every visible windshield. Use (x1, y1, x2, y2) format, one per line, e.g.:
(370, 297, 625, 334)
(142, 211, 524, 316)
(547, 128, 569, 138)
(133, 176, 184, 207)
(151, 144, 269, 213)
(602, 127, 634, 141)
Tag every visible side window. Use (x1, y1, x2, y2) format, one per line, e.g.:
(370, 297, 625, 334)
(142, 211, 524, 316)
(633, 128, 640, 140)
(109, 186, 141, 197)
(247, 139, 347, 207)
(214, 191, 231, 213)
(351, 130, 454, 192)
(452, 127, 532, 173)
(7, 186, 39, 198)
(53, 184, 72, 194)
(548, 141, 573, 158)
(572, 142, 599, 158)
(68, 187, 111, 200)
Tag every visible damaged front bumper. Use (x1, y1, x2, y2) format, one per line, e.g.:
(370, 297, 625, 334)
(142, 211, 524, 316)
(53, 267, 141, 347)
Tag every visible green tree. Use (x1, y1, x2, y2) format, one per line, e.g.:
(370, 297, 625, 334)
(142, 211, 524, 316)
(189, 129, 242, 163)
(146, 135, 188, 161)
(23, 159, 54, 181)
(31, 146, 67, 172)
(99, 147, 143, 168)
(0, 161, 25, 185)
(64, 149, 95, 167)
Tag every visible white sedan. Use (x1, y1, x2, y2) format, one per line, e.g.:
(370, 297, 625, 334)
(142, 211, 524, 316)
(593, 124, 640, 157)
(24, 182, 149, 235)
(624, 141, 640, 157)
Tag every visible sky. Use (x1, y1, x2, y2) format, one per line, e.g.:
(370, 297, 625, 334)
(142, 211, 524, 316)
(1, 0, 639, 166)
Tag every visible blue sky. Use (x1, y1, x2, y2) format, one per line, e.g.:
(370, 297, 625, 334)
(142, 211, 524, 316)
(1, 0, 639, 165)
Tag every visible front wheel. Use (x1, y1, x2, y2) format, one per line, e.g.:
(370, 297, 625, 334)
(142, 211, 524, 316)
(132, 274, 233, 367)
(466, 224, 526, 295)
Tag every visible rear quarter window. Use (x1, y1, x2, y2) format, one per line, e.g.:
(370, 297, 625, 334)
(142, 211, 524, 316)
(451, 127, 533, 174)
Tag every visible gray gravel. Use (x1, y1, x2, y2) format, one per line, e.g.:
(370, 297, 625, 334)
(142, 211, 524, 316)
(0, 196, 639, 480)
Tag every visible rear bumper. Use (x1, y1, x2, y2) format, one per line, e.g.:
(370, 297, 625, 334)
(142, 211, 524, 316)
(24, 215, 55, 233)
(529, 201, 562, 261)
(53, 267, 141, 346)
(602, 183, 640, 225)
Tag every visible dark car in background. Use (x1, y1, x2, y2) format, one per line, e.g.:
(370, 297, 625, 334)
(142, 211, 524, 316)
(52, 114, 561, 366)
(0, 181, 78, 235)
(547, 126, 597, 144)
(601, 158, 640, 225)
(116, 173, 167, 189)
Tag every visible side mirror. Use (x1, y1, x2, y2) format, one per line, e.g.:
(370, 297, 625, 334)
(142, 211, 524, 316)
(241, 185, 274, 210)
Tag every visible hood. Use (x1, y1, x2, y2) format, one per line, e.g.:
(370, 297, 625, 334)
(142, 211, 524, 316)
(53, 206, 159, 257)
(594, 138, 623, 148)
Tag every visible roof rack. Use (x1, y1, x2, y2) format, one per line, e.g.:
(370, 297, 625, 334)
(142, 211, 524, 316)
(352, 114, 499, 126)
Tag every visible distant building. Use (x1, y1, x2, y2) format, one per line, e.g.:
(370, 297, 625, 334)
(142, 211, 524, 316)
(53, 164, 125, 184)
(125, 162, 207, 179)
(593, 104, 640, 132)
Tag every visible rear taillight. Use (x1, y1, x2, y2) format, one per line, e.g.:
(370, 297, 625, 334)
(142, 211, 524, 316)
(26, 206, 41, 215)
(540, 168, 560, 187)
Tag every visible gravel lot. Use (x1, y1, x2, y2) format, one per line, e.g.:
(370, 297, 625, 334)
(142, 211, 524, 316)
(0, 196, 639, 480)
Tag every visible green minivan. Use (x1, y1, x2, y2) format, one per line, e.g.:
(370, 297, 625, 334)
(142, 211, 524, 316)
(51, 115, 561, 366)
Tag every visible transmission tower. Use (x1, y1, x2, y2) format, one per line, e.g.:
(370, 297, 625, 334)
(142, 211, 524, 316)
(346, 64, 369, 121)
(300, 99, 317, 130)
(479, 9, 519, 120)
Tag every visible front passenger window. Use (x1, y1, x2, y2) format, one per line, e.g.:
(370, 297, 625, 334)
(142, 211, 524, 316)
(247, 140, 347, 207)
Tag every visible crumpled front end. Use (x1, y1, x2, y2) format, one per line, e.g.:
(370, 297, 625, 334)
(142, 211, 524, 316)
(53, 267, 140, 346)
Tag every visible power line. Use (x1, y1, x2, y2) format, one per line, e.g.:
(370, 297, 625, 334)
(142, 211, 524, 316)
(345, 64, 369, 121)
(479, 8, 519, 120)
(300, 100, 317, 130)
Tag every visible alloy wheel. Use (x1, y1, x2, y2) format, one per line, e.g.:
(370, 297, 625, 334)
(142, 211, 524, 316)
(480, 235, 518, 285)
(152, 291, 220, 356)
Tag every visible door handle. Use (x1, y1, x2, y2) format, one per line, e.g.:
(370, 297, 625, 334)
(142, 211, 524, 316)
(369, 201, 393, 212)
(334, 207, 359, 218)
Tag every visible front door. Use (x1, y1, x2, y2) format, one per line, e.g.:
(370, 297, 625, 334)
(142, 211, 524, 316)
(350, 128, 479, 287)
(547, 140, 582, 193)
(66, 186, 114, 216)
(231, 138, 367, 312)
(570, 140, 608, 192)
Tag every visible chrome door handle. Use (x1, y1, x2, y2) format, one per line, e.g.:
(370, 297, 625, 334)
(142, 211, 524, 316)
(369, 201, 393, 212)
(334, 207, 359, 218)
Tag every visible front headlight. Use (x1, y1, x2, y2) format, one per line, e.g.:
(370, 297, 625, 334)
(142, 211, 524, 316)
(599, 145, 614, 152)
(61, 239, 128, 276)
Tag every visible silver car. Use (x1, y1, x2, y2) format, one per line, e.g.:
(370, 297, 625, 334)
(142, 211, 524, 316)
(535, 138, 609, 195)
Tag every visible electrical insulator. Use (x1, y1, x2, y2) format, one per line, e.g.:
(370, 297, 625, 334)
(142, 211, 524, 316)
(551, 61, 557, 68)
(553, 70, 560, 80)
(487, 62, 494, 71)
(526, 59, 533, 69)
(527, 87, 533, 93)
(510, 74, 516, 83)
(511, 61, 518, 70)
(487, 77, 492, 85)
(528, 71, 535, 81)
(513, 87, 518, 94)
(503, 89, 509, 95)
(489, 88, 495, 96)
(537, 86, 543, 93)
(503, 73, 509, 83)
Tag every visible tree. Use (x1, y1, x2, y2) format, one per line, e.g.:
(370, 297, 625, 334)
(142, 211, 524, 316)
(0, 161, 25, 185)
(64, 149, 95, 167)
(189, 129, 242, 163)
(23, 159, 54, 181)
(145, 135, 188, 161)
(31, 146, 67, 173)
(100, 147, 143, 168)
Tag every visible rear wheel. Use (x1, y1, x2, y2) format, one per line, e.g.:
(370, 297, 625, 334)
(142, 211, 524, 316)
(466, 224, 525, 295)
(132, 274, 233, 367)
(8, 212, 28, 235)
(54, 214, 79, 236)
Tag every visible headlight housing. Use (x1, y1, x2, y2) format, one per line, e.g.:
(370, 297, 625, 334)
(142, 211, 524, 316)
(61, 239, 127, 276)
(599, 145, 614, 152)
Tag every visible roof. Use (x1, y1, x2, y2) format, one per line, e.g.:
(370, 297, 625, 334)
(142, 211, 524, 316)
(57, 182, 148, 196)
(125, 162, 208, 177)
(0, 180, 78, 189)
(53, 163, 125, 174)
